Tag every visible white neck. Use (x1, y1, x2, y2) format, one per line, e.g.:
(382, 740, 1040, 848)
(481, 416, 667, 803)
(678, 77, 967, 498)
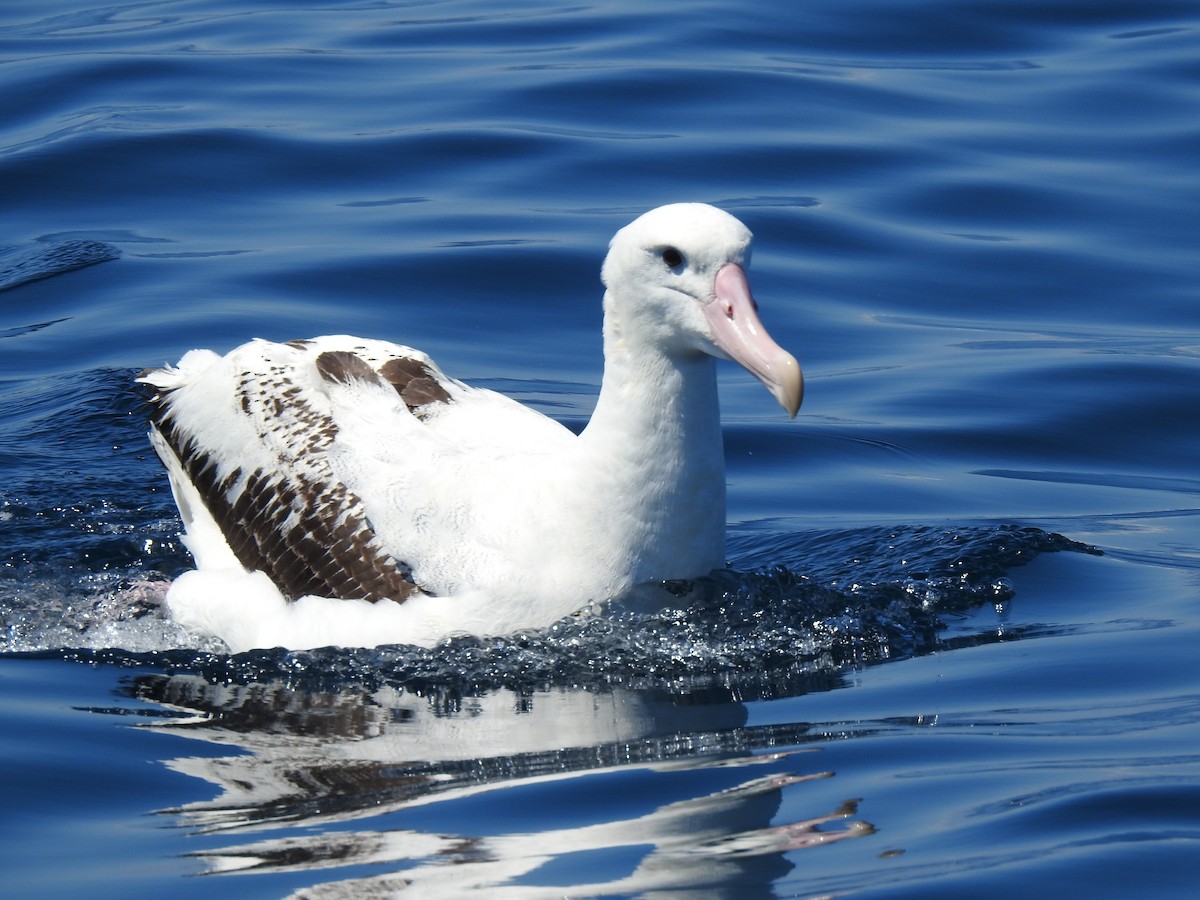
(570, 305, 727, 586)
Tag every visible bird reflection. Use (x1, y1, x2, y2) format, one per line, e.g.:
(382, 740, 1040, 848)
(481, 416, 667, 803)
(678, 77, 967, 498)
(131, 670, 874, 897)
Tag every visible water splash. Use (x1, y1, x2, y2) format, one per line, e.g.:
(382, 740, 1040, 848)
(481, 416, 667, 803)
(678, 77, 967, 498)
(3, 522, 1096, 695)
(0, 367, 1099, 690)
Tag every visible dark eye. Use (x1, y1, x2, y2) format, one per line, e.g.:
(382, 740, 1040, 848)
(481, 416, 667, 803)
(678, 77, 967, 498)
(661, 246, 683, 268)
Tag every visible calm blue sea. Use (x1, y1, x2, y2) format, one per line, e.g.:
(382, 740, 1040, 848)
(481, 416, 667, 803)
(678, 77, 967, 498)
(2, 1, 1198, 896)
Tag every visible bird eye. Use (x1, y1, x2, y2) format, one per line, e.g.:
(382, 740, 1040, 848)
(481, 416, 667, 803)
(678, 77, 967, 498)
(661, 246, 684, 268)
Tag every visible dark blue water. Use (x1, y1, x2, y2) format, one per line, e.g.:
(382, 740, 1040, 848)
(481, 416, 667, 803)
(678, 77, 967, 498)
(2, 1, 1198, 896)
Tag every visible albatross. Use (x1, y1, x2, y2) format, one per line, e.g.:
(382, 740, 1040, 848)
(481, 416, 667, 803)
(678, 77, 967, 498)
(140, 203, 802, 651)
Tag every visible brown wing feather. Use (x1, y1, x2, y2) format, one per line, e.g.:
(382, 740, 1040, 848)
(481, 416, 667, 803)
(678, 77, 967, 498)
(144, 347, 425, 604)
(378, 356, 452, 415)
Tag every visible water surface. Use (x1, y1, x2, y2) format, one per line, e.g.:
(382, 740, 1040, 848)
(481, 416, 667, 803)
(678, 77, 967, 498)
(1, 1, 1198, 897)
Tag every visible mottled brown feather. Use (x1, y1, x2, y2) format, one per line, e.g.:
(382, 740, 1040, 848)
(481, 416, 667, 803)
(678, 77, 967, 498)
(315, 350, 384, 387)
(143, 351, 422, 604)
(378, 356, 452, 412)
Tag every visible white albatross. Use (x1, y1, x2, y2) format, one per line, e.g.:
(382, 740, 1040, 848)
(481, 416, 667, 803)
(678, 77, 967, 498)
(139, 203, 802, 651)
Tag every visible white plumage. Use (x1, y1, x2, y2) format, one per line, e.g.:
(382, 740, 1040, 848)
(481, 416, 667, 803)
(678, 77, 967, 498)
(140, 203, 802, 651)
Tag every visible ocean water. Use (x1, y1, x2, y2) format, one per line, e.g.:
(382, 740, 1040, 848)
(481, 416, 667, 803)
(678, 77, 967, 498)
(1, 0, 1198, 896)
